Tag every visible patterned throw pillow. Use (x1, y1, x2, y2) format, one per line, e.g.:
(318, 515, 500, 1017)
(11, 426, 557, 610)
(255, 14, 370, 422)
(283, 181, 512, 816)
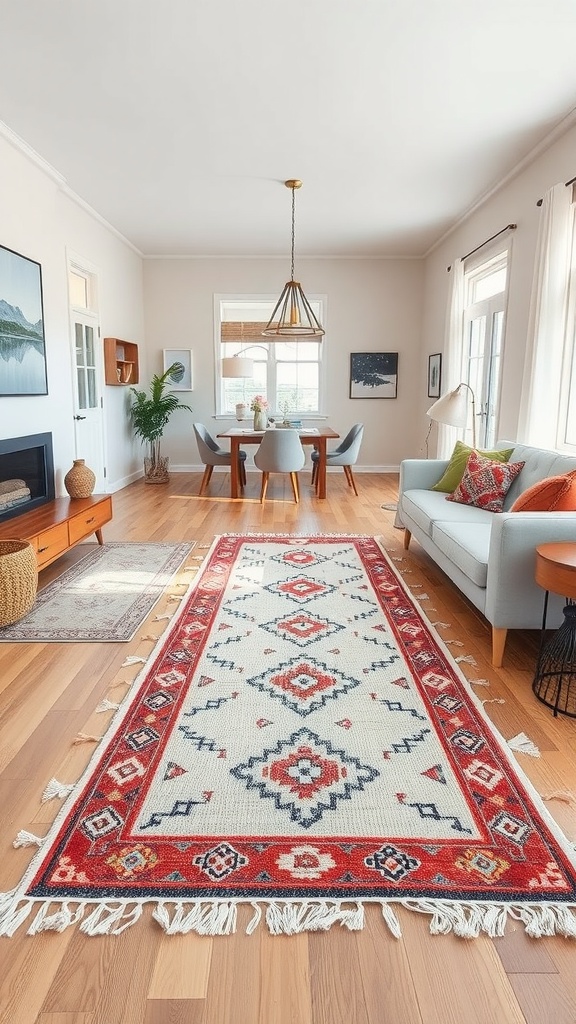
(431, 441, 515, 493)
(447, 450, 525, 512)
(510, 470, 576, 512)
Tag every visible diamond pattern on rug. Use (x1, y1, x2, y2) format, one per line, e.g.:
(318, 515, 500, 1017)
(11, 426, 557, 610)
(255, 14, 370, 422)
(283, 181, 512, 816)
(231, 726, 380, 828)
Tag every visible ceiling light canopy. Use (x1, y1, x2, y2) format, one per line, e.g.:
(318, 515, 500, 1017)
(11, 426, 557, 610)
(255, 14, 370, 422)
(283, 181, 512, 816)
(263, 180, 325, 340)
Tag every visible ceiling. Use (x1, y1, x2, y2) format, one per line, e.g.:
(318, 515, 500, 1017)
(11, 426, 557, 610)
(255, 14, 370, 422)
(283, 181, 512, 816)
(2, 0, 576, 258)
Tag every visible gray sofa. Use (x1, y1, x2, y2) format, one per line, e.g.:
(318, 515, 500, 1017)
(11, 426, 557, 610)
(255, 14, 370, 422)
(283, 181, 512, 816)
(398, 441, 576, 666)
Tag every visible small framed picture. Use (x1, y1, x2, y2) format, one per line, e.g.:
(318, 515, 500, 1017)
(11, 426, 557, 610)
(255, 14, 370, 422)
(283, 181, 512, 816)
(428, 353, 442, 398)
(163, 349, 193, 391)
(349, 352, 398, 399)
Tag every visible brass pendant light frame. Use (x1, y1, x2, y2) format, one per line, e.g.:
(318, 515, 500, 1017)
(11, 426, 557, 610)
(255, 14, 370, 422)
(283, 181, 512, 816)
(263, 180, 325, 339)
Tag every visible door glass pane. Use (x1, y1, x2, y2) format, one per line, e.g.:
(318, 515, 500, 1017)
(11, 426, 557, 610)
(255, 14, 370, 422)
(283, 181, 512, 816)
(70, 272, 88, 308)
(472, 268, 507, 302)
(75, 322, 84, 365)
(87, 368, 97, 408)
(77, 368, 87, 409)
(85, 326, 95, 366)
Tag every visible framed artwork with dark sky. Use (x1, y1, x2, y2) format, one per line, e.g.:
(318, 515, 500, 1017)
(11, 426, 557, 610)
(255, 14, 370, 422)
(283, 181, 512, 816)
(349, 352, 398, 398)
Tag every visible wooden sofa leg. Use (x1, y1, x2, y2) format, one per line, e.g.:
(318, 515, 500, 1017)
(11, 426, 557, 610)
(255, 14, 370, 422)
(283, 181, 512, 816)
(403, 529, 411, 551)
(492, 627, 507, 668)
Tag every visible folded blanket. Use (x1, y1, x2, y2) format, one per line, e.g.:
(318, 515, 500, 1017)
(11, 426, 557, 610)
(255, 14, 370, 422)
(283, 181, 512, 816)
(0, 487, 32, 512)
(0, 478, 26, 496)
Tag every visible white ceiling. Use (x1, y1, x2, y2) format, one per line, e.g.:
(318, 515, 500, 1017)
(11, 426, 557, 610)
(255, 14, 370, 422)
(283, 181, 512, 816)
(2, 0, 576, 258)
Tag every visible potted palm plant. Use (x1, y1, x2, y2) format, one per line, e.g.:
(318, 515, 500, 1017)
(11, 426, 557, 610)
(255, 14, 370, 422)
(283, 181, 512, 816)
(129, 363, 192, 483)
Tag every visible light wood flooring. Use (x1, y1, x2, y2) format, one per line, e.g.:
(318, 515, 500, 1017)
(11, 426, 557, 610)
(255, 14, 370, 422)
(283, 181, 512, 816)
(1, 468, 575, 1024)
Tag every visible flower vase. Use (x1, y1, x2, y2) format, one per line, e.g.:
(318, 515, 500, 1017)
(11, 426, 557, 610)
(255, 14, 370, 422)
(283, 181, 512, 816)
(253, 409, 267, 431)
(64, 459, 96, 498)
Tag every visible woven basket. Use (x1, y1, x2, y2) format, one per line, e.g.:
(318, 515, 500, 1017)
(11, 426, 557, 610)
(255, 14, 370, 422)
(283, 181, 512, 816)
(0, 540, 38, 627)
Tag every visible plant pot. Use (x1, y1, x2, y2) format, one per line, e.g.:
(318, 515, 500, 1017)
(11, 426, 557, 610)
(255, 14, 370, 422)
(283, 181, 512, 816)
(64, 459, 96, 498)
(144, 455, 170, 484)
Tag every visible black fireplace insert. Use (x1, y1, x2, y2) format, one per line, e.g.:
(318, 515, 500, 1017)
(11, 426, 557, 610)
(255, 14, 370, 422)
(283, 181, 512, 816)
(0, 432, 55, 525)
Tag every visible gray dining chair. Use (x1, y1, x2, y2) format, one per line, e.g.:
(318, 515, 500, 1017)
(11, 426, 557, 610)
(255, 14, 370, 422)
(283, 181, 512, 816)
(311, 423, 364, 496)
(253, 429, 305, 504)
(193, 423, 247, 496)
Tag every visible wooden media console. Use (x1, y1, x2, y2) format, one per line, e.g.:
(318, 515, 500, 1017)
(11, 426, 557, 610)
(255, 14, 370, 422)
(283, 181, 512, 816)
(0, 495, 113, 571)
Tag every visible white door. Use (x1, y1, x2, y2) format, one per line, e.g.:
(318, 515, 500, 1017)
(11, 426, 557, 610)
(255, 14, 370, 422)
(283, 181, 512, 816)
(71, 312, 106, 491)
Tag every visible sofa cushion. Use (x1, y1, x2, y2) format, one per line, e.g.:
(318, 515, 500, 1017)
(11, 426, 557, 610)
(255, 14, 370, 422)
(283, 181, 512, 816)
(447, 451, 525, 512)
(431, 441, 514, 492)
(431, 522, 492, 588)
(509, 470, 576, 512)
(402, 488, 495, 538)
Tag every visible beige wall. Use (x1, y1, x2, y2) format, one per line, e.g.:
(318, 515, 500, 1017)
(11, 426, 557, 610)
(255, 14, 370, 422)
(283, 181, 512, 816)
(143, 257, 425, 471)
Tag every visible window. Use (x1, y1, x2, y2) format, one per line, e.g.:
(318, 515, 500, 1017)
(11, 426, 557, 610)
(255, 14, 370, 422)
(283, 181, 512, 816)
(215, 297, 325, 417)
(461, 250, 509, 448)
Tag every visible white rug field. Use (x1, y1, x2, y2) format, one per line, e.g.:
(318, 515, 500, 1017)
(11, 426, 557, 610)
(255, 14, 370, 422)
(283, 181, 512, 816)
(0, 541, 194, 642)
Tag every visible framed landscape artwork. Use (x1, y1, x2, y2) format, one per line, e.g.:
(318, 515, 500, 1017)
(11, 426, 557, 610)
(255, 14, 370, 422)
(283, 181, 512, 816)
(163, 349, 193, 391)
(0, 244, 48, 396)
(428, 352, 442, 398)
(350, 352, 398, 398)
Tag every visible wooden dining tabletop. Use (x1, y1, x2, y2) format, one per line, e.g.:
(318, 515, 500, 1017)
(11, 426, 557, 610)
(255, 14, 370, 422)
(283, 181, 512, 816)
(217, 426, 340, 499)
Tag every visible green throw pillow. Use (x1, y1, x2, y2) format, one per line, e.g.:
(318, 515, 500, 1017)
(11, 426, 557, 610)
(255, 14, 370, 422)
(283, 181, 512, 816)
(431, 441, 515, 493)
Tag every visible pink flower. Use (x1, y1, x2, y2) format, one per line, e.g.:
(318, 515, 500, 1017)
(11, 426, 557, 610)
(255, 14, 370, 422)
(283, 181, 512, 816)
(250, 395, 269, 412)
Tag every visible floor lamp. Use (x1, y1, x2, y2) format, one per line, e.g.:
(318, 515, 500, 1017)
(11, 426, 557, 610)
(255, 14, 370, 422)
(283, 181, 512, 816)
(426, 382, 477, 450)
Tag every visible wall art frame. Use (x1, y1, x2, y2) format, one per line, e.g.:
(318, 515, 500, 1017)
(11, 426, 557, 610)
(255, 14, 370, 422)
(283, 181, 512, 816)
(349, 351, 398, 399)
(427, 352, 442, 398)
(163, 349, 193, 391)
(0, 243, 48, 396)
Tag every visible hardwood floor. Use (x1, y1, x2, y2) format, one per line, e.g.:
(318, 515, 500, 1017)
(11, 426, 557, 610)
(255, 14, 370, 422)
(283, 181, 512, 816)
(1, 468, 576, 1024)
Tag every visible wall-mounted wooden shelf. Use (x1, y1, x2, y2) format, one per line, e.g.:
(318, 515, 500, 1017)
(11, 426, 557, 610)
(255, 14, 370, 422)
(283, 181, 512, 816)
(104, 337, 140, 386)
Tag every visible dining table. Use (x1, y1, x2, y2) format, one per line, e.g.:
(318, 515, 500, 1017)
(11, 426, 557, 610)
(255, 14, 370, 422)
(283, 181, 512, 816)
(217, 425, 340, 500)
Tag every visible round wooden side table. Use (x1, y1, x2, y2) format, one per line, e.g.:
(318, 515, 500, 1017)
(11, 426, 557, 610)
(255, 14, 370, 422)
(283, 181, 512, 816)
(533, 543, 576, 717)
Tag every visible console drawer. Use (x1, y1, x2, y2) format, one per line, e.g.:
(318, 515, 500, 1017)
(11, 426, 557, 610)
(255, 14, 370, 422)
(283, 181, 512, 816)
(36, 522, 69, 568)
(68, 497, 112, 544)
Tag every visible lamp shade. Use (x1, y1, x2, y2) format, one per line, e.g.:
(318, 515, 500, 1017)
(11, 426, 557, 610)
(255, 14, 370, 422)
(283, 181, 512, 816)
(222, 356, 254, 378)
(426, 388, 468, 428)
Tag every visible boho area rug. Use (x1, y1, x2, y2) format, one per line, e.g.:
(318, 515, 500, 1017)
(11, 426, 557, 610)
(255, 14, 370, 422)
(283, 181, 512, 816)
(0, 541, 194, 642)
(3, 534, 576, 938)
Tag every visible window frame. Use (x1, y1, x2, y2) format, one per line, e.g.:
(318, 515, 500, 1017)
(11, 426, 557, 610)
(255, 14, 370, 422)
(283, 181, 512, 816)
(460, 247, 510, 448)
(213, 293, 328, 419)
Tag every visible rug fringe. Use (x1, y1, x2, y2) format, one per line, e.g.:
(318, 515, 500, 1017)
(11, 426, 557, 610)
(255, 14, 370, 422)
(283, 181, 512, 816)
(263, 900, 364, 935)
(1, 895, 576, 938)
(152, 900, 237, 935)
(13, 830, 44, 848)
(41, 778, 75, 801)
(508, 732, 540, 757)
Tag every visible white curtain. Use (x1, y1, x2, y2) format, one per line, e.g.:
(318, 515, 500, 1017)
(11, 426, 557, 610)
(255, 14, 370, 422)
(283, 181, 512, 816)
(518, 182, 573, 447)
(436, 256, 465, 457)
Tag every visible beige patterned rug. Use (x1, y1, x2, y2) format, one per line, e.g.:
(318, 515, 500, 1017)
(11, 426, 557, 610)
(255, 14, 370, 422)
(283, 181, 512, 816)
(0, 541, 194, 642)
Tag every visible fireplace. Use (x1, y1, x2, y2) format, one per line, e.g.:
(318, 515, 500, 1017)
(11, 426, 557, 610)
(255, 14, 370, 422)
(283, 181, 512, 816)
(0, 432, 55, 525)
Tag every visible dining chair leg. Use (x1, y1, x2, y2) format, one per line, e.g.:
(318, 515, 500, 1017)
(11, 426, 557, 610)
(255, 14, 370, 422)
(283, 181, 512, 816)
(344, 465, 359, 496)
(311, 461, 317, 486)
(239, 458, 246, 488)
(260, 472, 269, 504)
(290, 472, 300, 503)
(199, 464, 214, 495)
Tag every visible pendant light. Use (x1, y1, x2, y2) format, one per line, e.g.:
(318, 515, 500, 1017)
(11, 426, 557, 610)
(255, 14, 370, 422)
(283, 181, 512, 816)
(263, 179, 325, 339)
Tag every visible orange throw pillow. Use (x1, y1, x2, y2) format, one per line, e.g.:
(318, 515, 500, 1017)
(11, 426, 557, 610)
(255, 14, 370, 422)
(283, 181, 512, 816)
(509, 470, 576, 512)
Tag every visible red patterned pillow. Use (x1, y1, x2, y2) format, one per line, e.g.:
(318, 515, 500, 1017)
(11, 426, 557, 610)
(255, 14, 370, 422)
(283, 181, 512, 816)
(447, 450, 525, 512)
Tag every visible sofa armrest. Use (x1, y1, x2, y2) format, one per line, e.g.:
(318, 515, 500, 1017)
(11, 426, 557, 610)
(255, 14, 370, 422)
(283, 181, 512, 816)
(399, 459, 448, 495)
(485, 511, 576, 627)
